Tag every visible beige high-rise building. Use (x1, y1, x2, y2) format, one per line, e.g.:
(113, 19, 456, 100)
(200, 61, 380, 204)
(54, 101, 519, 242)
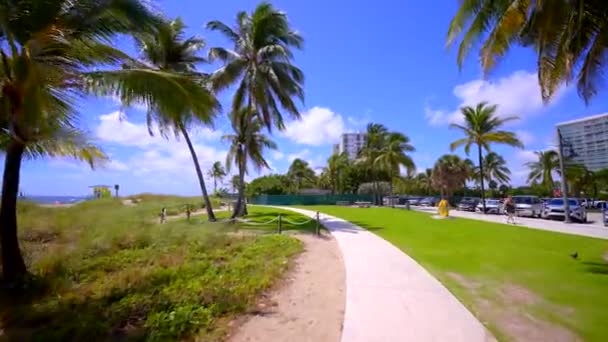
(336, 133, 367, 160)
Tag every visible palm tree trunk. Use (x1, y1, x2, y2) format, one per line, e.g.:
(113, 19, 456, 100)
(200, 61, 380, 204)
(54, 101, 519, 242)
(0, 138, 28, 284)
(233, 149, 247, 218)
(477, 144, 486, 213)
(213, 177, 217, 193)
(180, 125, 216, 221)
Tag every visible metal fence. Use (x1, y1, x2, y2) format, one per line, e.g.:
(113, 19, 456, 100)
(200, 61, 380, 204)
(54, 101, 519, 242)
(249, 194, 374, 206)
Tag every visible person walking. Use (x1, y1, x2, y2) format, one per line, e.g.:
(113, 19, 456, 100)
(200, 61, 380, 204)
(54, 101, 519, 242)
(504, 195, 516, 224)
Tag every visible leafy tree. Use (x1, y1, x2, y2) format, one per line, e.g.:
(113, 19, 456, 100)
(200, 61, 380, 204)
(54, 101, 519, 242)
(450, 102, 523, 212)
(447, 0, 608, 103)
(207, 2, 304, 131)
(133, 18, 220, 221)
(526, 150, 560, 190)
(287, 158, 317, 193)
(223, 108, 277, 217)
(431, 155, 470, 198)
(324, 153, 350, 194)
(483, 152, 511, 184)
(247, 174, 291, 197)
(498, 184, 510, 197)
(230, 175, 241, 194)
(208, 161, 227, 193)
(0, 0, 163, 284)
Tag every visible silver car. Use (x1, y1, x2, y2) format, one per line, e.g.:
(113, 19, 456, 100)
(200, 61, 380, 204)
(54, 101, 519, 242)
(543, 198, 587, 223)
(512, 195, 544, 218)
(476, 199, 503, 214)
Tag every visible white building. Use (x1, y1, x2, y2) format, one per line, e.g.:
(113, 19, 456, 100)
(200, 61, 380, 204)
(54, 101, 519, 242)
(556, 113, 608, 171)
(337, 133, 367, 160)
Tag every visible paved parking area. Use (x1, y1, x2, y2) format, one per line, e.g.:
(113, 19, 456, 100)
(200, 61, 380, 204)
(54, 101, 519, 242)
(412, 206, 608, 240)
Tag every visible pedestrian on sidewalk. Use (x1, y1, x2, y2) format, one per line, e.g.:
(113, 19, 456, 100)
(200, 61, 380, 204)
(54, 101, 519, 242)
(504, 195, 516, 224)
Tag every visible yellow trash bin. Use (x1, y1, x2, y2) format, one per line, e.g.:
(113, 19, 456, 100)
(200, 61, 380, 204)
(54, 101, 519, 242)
(438, 199, 449, 217)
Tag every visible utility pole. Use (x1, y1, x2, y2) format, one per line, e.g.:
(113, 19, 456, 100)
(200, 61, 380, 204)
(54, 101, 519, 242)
(557, 128, 571, 223)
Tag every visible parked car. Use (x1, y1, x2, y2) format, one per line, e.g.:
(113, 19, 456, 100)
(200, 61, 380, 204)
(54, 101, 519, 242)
(512, 195, 544, 218)
(419, 197, 439, 206)
(458, 198, 479, 211)
(476, 199, 503, 214)
(542, 198, 587, 223)
(593, 200, 606, 209)
(408, 197, 423, 206)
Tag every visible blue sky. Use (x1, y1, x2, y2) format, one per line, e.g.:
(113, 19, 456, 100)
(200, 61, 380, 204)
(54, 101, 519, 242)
(14, 0, 608, 196)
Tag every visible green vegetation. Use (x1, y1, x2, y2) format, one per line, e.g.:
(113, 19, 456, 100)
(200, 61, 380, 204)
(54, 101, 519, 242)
(1, 199, 306, 341)
(303, 206, 608, 340)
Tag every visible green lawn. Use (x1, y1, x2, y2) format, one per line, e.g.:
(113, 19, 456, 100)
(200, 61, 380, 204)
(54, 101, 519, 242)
(1, 198, 308, 341)
(301, 206, 608, 341)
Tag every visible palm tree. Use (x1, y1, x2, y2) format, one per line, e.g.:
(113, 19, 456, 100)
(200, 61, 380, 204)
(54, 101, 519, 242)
(207, 2, 304, 131)
(415, 168, 433, 195)
(0, 0, 164, 284)
(114, 184, 120, 197)
(326, 153, 349, 194)
(223, 108, 277, 217)
(526, 150, 560, 189)
(431, 154, 470, 199)
(450, 102, 523, 212)
(133, 18, 221, 221)
(230, 175, 241, 194)
(287, 158, 317, 193)
(357, 123, 390, 204)
(447, 0, 608, 103)
(208, 161, 227, 193)
(374, 132, 416, 195)
(483, 152, 511, 184)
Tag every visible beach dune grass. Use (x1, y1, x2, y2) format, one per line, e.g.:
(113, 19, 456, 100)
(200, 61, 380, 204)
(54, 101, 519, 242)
(1, 198, 304, 341)
(300, 205, 608, 341)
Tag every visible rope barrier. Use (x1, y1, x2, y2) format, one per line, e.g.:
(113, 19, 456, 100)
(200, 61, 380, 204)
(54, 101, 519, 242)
(233, 217, 280, 225)
(282, 218, 315, 225)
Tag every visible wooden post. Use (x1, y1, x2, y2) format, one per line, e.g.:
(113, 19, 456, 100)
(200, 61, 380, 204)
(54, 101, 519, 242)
(278, 214, 282, 234)
(316, 211, 320, 236)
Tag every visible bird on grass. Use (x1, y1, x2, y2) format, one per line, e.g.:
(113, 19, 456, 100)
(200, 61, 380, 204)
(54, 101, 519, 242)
(570, 252, 579, 260)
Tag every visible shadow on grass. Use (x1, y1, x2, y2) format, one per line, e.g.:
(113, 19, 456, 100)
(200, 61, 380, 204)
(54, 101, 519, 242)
(582, 261, 608, 275)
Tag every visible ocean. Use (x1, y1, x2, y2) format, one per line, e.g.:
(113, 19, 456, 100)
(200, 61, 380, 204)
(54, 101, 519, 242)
(23, 196, 90, 205)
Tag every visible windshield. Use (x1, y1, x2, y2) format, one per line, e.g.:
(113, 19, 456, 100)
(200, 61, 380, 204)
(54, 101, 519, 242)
(548, 199, 578, 206)
(486, 200, 500, 205)
(513, 197, 534, 204)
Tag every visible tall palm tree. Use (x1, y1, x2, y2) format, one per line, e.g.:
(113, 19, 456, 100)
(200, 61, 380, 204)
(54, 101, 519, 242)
(133, 18, 221, 221)
(223, 108, 277, 217)
(483, 152, 511, 184)
(450, 102, 523, 212)
(447, 0, 608, 103)
(0, 0, 167, 284)
(357, 123, 389, 204)
(374, 132, 416, 195)
(287, 158, 316, 193)
(208, 161, 227, 193)
(326, 152, 349, 194)
(207, 2, 304, 131)
(526, 150, 560, 189)
(431, 154, 470, 199)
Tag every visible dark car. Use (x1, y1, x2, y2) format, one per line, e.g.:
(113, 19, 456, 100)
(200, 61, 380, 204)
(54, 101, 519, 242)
(419, 197, 439, 207)
(458, 198, 479, 211)
(408, 197, 423, 206)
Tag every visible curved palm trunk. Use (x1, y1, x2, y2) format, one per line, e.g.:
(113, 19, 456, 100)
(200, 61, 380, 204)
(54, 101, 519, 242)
(477, 144, 486, 213)
(180, 125, 216, 221)
(0, 139, 28, 283)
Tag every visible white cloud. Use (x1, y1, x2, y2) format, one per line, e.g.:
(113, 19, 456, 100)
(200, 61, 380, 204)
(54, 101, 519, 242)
(347, 115, 369, 128)
(271, 150, 285, 160)
(93, 111, 227, 182)
(287, 149, 311, 162)
(282, 107, 345, 145)
(426, 70, 567, 126)
(515, 130, 535, 146)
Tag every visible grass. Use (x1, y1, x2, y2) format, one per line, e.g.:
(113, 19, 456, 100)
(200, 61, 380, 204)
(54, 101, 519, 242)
(1, 197, 307, 341)
(301, 206, 608, 341)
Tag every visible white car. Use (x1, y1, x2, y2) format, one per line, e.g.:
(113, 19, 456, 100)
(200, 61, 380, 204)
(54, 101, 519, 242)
(512, 195, 544, 218)
(476, 199, 503, 214)
(542, 198, 588, 223)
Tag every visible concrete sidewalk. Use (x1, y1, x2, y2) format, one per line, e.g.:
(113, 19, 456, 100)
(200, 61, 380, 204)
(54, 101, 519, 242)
(413, 206, 608, 240)
(274, 206, 493, 342)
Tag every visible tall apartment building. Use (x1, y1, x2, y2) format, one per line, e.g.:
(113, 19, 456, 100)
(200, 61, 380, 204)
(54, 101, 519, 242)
(334, 133, 367, 160)
(556, 113, 608, 171)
